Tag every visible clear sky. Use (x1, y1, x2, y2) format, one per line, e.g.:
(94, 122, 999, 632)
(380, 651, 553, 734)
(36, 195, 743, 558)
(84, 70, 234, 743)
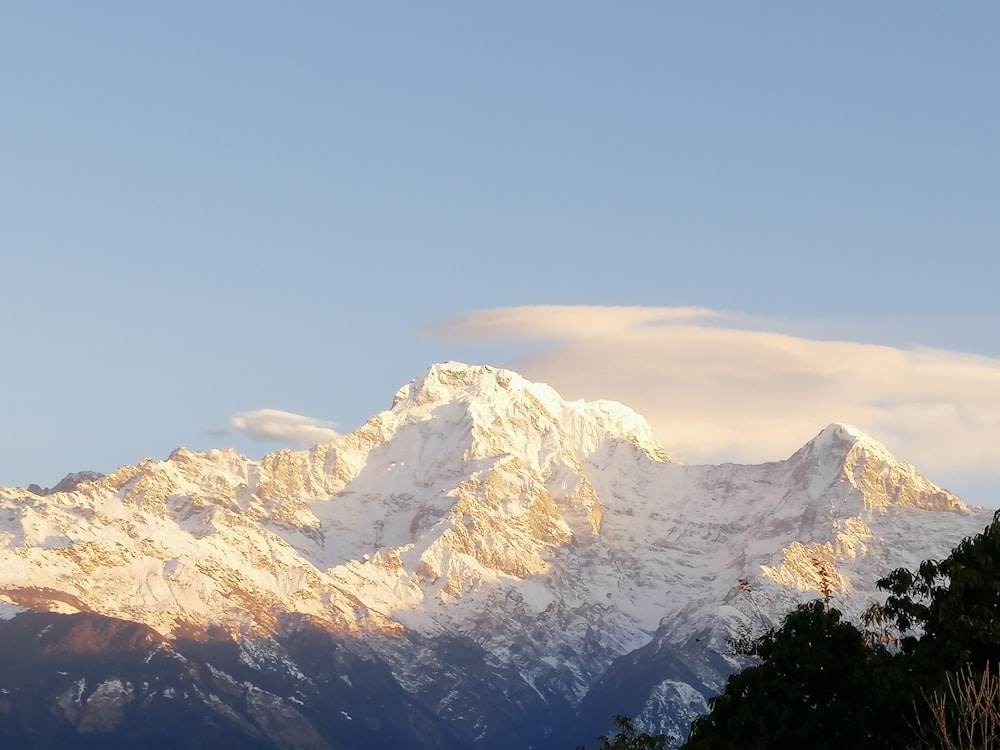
(3, 4, 999, 505)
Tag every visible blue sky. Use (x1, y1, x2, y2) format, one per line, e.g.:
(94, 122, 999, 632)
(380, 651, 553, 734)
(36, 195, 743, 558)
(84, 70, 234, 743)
(3, 4, 999, 505)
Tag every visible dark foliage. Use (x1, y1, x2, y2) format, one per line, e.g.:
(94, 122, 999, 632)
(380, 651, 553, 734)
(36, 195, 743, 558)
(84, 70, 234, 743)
(683, 600, 898, 749)
(578, 715, 671, 750)
(875, 509, 1000, 677)
(682, 509, 1000, 749)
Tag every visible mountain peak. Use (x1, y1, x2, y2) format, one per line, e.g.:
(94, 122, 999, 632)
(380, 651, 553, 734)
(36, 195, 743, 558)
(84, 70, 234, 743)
(26, 470, 106, 496)
(388, 361, 671, 466)
(0, 363, 985, 748)
(795, 423, 964, 512)
(392, 362, 552, 409)
(813, 421, 879, 447)
(796, 422, 892, 464)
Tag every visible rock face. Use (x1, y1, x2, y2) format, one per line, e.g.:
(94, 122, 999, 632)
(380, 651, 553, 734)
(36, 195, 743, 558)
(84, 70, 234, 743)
(27, 470, 106, 497)
(0, 362, 990, 748)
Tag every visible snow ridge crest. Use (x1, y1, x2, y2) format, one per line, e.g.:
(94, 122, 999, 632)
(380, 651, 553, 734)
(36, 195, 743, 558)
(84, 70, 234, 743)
(0, 361, 983, 717)
(389, 361, 671, 466)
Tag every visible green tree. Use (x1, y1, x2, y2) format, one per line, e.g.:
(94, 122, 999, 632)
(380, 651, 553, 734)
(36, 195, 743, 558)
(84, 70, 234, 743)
(579, 715, 670, 750)
(872, 509, 1000, 679)
(682, 510, 1000, 749)
(866, 509, 1000, 747)
(683, 600, 900, 749)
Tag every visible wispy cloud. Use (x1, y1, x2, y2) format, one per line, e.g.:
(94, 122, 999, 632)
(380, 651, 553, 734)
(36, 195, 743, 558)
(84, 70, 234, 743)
(431, 306, 1000, 500)
(230, 409, 340, 447)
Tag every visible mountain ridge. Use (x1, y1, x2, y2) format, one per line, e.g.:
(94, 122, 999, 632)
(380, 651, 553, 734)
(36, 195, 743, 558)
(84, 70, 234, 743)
(0, 361, 988, 746)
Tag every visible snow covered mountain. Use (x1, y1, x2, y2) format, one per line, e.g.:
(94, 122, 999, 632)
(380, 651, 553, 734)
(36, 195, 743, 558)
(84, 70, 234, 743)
(26, 470, 106, 497)
(0, 362, 990, 748)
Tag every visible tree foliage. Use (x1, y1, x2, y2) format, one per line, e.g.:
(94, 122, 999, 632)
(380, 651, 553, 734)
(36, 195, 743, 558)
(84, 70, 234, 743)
(873, 509, 1000, 677)
(579, 715, 670, 750)
(684, 600, 898, 749)
(681, 509, 1000, 749)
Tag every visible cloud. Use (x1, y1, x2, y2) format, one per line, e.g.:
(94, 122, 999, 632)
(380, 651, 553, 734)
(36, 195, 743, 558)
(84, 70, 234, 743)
(231, 409, 340, 447)
(432, 306, 1000, 502)
(430, 305, 721, 341)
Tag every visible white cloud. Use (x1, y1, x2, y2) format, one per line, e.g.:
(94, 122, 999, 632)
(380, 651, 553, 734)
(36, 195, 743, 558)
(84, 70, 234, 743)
(230, 409, 340, 447)
(431, 305, 721, 341)
(432, 306, 1000, 502)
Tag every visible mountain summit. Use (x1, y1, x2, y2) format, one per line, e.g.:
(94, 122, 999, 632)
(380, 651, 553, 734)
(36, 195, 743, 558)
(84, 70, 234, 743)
(0, 363, 988, 748)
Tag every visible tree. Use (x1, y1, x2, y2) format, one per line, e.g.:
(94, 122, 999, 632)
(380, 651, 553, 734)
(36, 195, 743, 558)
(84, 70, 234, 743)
(866, 509, 1000, 747)
(579, 715, 670, 750)
(681, 510, 1000, 749)
(683, 600, 898, 749)
(871, 509, 1000, 680)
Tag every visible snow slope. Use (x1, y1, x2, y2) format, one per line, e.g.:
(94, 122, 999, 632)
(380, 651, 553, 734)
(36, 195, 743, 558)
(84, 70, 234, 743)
(0, 362, 988, 742)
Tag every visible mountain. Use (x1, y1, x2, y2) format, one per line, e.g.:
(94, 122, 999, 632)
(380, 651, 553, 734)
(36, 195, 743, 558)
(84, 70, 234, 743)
(0, 362, 990, 748)
(26, 470, 106, 497)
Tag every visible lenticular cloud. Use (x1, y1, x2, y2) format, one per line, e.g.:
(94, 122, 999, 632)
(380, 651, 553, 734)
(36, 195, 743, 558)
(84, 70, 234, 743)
(231, 409, 339, 447)
(431, 305, 1000, 497)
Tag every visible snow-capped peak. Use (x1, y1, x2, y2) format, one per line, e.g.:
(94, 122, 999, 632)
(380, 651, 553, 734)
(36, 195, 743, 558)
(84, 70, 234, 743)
(389, 361, 672, 467)
(0, 362, 987, 747)
(807, 422, 889, 457)
(789, 422, 963, 512)
(26, 470, 106, 496)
